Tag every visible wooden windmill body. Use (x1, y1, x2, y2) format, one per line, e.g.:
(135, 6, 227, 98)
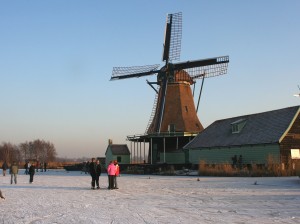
(111, 12, 229, 164)
(147, 70, 203, 134)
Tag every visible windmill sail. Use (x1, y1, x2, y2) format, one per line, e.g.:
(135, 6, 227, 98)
(162, 12, 182, 63)
(110, 64, 160, 80)
(173, 56, 229, 80)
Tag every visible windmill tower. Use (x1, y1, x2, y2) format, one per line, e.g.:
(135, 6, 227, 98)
(110, 12, 229, 164)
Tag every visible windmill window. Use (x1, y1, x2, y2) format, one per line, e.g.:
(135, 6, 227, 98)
(168, 124, 175, 132)
(231, 118, 247, 134)
(185, 106, 188, 112)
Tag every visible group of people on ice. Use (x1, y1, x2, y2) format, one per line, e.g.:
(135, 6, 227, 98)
(1, 160, 37, 185)
(107, 160, 120, 190)
(1, 160, 36, 199)
(88, 158, 120, 190)
(1, 158, 121, 195)
(88, 158, 102, 189)
(24, 161, 43, 183)
(24, 161, 47, 174)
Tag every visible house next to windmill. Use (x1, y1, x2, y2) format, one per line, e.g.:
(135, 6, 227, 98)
(105, 139, 130, 167)
(183, 106, 300, 169)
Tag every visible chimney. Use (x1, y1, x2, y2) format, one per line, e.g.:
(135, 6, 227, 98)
(108, 139, 113, 145)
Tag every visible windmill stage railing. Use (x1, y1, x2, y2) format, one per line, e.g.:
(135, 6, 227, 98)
(145, 86, 159, 134)
(127, 131, 199, 142)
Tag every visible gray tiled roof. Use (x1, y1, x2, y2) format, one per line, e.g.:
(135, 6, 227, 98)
(109, 144, 130, 155)
(184, 106, 300, 149)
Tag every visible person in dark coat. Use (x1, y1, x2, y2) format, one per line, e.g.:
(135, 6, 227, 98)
(28, 163, 35, 183)
(44, 162, 47, 172)
(95, 160, 102, 189)
(89, 158, 97, 189)
(2, 161, 8, 176)
(231, 155, 237, 169)
(24, 161, 29, 175)
(0, 189, 5, 200)
(36, 161, 39, 172)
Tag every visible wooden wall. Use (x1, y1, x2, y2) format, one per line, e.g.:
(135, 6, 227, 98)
(280, 112, 300, 164)
(188, 144, 280, 165)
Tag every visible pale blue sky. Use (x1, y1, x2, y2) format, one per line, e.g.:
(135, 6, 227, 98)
(0, 1, 299, 158)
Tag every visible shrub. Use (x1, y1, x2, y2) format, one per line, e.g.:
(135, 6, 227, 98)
(198, 157, 294, 177)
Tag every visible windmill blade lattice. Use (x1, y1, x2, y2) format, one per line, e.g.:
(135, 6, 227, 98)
(110, 64, 160, 80)
(174, 56, 229, 80)
(162, 12, 182, 63)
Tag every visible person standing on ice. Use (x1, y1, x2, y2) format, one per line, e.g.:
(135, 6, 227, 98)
(36, 161, 39, 172)
(28, 163, 35, 183)
(89, 158, 97, 190)
(10, 161, 19, 184)
(114, 161, 120, 189)
(44, 162, 47, 172)
(107, 161, 116, 190)
(24, 161, 29, 175)
(95, 160, 102, 189)
(0, 189, 5, 200)
(2, 161, 8, 176)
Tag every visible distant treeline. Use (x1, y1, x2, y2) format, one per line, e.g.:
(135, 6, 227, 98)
(0, 139, 57, 164)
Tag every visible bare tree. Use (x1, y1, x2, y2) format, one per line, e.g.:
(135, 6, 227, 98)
(28, 141, 34, 160)
(19, 142, 30, 162)
(9, 144, 21, 162)
(1, 139, 57, 164)
(0, 142, 12, 163)
(44, 141, 57, 162)
(32, 139, 44, 161)
(29, 139, 57, 163)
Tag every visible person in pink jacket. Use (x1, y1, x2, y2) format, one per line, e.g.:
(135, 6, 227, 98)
(114, 161, 120, 189)
(107, 161, 116, 190)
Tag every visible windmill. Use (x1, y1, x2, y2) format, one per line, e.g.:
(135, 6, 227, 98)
(110, 12, 229, 164)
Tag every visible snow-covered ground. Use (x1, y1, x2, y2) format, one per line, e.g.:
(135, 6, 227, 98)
(0, 169, 300, 224)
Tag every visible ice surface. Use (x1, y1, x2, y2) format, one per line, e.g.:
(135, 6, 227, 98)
(0, 170, 300, 224)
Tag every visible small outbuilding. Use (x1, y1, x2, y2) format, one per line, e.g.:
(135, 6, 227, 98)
(105, 140, 130, 167)
(183, 106, 300, 168)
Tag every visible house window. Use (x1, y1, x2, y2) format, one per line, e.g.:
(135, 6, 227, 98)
(232, 124, 239, 133)
(231, 118, 247, 134)
(117, 156, 121, 163)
